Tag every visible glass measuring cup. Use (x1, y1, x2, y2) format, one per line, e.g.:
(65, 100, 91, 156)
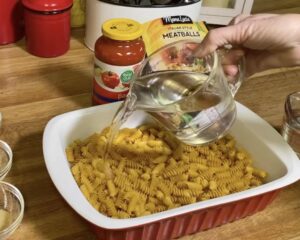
(282, 91, 300, 157)
(129, 40, 245, 145)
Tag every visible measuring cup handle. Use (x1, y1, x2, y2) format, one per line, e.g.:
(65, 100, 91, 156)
(227, 55, 246, 97)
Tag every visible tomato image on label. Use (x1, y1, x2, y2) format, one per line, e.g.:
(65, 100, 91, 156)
(101, 71, 120, 89)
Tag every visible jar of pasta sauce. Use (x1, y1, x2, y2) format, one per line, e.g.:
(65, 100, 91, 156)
(93, 18, 145, 105)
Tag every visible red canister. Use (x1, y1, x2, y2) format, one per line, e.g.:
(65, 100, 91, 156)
(22, 0, 73, 58)
(0, 0, 24, 45)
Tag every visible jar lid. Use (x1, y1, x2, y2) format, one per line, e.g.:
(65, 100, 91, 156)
(102, 18, 143, 41)
(22, 0, 73, 12)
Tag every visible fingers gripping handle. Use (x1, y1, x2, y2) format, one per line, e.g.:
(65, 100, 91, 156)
(228, 55, 246, 97)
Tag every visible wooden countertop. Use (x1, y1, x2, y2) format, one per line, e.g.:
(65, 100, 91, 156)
(0, 28, 300, 240)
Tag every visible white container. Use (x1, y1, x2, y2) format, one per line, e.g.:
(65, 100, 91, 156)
(200, 0, 253, 25)
(202, 0, 230, 8)
(85, 0, 203, 51)
(43, 101, 300, 239)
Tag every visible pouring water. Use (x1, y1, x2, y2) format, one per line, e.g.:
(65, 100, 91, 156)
(107, 40, 244, 148)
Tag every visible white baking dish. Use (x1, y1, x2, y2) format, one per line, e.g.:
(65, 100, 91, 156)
(43, 101, 300, 239)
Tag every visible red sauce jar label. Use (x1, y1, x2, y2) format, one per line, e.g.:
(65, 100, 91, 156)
(93, 78, 128, 104)
(94, 57, 142, 92)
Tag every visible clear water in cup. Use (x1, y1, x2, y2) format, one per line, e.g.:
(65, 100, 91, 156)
(106, 40, 244, 149)
(109, 70, 236, 146)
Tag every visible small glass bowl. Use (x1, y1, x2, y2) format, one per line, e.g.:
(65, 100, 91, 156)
(0, 181, 24, 240)
(0, 141, 13, 180)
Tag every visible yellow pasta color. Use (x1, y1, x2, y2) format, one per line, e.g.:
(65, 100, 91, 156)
(158, 181, 171, 196)
(141, 133, 150, 142)
(87, 142, 98, 157)
(156, 191, 164, 200)
(201, 187, 230, 200)
(107, 180, 117, 197)
(71, 163, 80, 176)
(81, 146, 93, 158)
(149, 134, 156, 140)
(163, 196, 174, 207)
(190, 163, 208, 171)
(115, 199, 128, 212)
(171, 196, 197, 205)
(209, 143, 218, 151)
(67, 125, 268, 219)
(153, 155, 168, 164)
(66, 147, 75, 162)
(80, 184, 90, 199)
(141, 173, 151, 180)
(227, 149, 236, 159)
(146, 139, 161, 147)
(246, 166, 254, 173)
(168, 157, 178, 167)
(209, 180, 218, 190)
(127, 168, 139, 177)
(225, 139, 236, 148)
(189, 188, 203, 197)
(116, 159, 126, 173)
(114, 175, 131, 190)
(90, 193, 99, 208)
(186, 181, 203, 190)
(197, 146, 210, 156)
(201, 179, 209, 188)
(188, 169, 199, 178)
(105, 198, 118, 217)
(189, 157, 208, 165)
(162, 146, 172, 155)
(137, 124, 152, 131)
(117, 210, 130, 218)
(250, 176, 263, 186)
(147, 127, 158, 135)
(172, 188, 191, 198)
(236, 151, 247, 161)
(128, 129, 143, 142)
(163, 165, 189, 178)
(127, 194, 139, 214)
(94, 170, 106, 180)
(133, 180, 151, 195)
(215, 171, 233, 180)
(253, 168, 268, 178)
(153, 205, 168, 213)
(169, 174, 189, 182)
(81, 175, 94, 193)
(198, 170, 214, 181)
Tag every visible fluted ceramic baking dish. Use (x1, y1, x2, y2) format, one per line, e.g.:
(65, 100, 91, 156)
(43, 101, 300, 240)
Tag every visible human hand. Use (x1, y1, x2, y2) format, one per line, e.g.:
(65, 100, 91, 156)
(197, 14, 300, 77)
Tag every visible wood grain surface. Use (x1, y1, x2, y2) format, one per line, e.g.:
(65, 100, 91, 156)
(252, 0, 300, 14)
(0, 2, 300, 239)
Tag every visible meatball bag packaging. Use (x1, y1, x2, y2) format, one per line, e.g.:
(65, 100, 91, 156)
(142, 15, 208, 56)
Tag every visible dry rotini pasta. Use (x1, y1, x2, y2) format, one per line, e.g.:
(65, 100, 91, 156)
(66, 124, 268, 219)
